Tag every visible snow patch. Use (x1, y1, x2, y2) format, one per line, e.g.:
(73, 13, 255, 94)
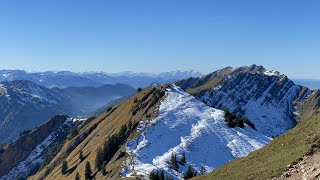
(121, 85, 270, 179)
(0, 118, 73, 180)
(264, 70, 280, 76)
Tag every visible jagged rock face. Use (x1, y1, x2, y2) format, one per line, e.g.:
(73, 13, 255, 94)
(296, 90, 320, 118)
(177, 65, 311, 137)
(0, 115, 69, 177)
(201, 72, 302, 137)
(122, 85, 270, 179)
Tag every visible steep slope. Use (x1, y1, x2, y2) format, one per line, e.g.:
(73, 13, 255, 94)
(24, 66, 319, 180)
(0, 80, 135, 143)
(176, 65, 312, 137)
(195, 114, 320, 180)
(122, 85, 270, 179)
(29, 85, 168, 180)
(295, 89, 320, 118)
(0, 115, 70, 179)
(27, 84, 270, 180)
(0, 81, 66, 143)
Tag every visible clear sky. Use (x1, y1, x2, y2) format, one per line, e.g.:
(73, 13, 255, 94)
(0, 0, 319, 78)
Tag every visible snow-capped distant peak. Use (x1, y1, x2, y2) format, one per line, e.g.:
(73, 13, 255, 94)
(264, 70, 280, 76)
(122, 84, 270, 179)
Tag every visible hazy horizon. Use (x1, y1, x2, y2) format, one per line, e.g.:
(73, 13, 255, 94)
(0, 0, 319, 78)
(1, 65, 320, 80)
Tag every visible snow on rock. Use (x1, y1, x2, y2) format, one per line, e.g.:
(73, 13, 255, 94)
(0, 85, 9, 98)
(72, 118, 87, 122)
(121, 85, 270, 179)
(200, 73, 301, 137)
(0, 118, 73, 180)
(264, 70, 280, 76)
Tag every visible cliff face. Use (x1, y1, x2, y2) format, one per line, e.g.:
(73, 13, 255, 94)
(0, 115, 69, 177)
(296, 89, 320, 118)
(177, 65, 316, 137)
(29, 86, 168, 180)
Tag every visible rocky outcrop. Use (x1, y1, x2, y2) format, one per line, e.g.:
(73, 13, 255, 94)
(0, 115, 69, 176)
(177, 65, 319, 137)
(274, 153, 320, 180)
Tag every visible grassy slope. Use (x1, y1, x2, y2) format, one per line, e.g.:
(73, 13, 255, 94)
(194, 115, 320, 180)
(29, 85, 168, 180)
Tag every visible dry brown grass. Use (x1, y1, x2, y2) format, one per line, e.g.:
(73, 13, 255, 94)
(29, 85, 169, 180)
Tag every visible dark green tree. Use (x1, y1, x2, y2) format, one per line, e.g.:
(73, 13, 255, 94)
(185, 165, 195, 179)
(85, 162, 92, 180)
(149, 170, 160, 180)
(224, 109, 230, 118)
(180, 152, 186, 165)
(95, 147, 104, 170)
(101, 162, 107, 176)
(170, 153, 179, 171)
(235, 117, 244, 128)
(159, 170, 165, 180)
(75, 172, 81, 180)
(79, 150, 84, 161)
(226, 120, 236, 128)
(61, 161, 68, 175)
(128, 121, 133, 131)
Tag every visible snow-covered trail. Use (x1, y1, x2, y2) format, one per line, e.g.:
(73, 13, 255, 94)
(122, 85, 271, 179)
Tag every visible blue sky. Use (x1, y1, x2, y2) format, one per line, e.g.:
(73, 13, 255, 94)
(0, 0, 319, 78)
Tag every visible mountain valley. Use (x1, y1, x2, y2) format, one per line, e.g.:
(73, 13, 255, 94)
(0, 65, 319, 180)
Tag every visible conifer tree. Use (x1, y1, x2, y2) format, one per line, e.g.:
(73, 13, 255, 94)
(95, 147, 104, 170)
(101, 162, 107, 175)
(236, 117, 244, 128)
(85, 162, 92, 180)
(149, 170, 159, 180)
(61, 160, 68, 175)
(159, 170, 165, 180)
(170, 153, 179, 171)
(180, 152, 186, 165)
(185, 165, 194, 179)
(75, 172, 80, 180)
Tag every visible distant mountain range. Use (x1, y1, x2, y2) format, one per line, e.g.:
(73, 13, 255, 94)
(0, 80, 135, 143)
(0, 70, 202, 89)
(293, 79, 320, 90)
(2, 65, 320, 180)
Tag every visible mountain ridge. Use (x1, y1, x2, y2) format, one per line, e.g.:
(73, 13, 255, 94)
(1, 65, 319, 180)
(0, 70, 202, 89)
(0, 80, 135, 143)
